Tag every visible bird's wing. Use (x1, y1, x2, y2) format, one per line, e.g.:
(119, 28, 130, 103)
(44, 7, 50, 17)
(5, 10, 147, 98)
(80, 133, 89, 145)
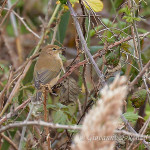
(34, 69, 61, 89)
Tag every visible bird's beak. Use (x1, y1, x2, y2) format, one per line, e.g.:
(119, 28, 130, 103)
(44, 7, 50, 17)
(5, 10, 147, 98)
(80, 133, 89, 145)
(58, 47, 66, 52)
(61, 47, 66, 51)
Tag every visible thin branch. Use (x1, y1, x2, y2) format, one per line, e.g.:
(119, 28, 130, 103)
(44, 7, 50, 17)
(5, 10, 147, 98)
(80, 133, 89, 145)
(0, 0, 19, 27)
(43, 89, 52, 150)
(0, 66, 13, 111)
(0, 61, 32, 117)
(1, 31, 19, 69)
(115, 130, 150, 140)
(130, 60, 150, 88)
(51, 9, 63, 45)
(78, 0, 89, 109)
(33, 3, 61, 55)
(131, 0, 150, 105)
(0, 7, 40, 38)
(128, 117, 150, 149)
(121, 114, 150, 150)
(67, 0, 105, 86)
(0, 98, 31, 125)
(1, 133, 18, 150)
(0, 121, 82, 133)
(7, 0, 18, 36)
(18, 103, 34, 150)
(0, 0, 7, 16)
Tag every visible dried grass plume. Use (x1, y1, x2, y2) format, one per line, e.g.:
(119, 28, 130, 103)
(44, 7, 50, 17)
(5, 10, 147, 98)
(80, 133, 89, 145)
(72, 75, 128, 150)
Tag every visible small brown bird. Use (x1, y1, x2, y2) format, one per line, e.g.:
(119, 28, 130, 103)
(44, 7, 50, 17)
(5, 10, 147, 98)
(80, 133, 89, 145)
(33, 45, 64, 101)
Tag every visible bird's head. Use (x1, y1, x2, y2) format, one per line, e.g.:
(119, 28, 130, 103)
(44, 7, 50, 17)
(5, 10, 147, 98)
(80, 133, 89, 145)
(41, 45, 65, 56)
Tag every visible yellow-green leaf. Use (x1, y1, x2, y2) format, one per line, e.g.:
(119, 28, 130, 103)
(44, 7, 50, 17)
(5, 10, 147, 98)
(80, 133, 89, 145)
(83, 0, 103, 12)
(70, 0, 78, 3)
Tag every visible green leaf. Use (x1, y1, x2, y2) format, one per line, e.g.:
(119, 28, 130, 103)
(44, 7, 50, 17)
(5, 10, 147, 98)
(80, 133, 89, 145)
(56, 103, 68, 109)
(6, 23, 15, 36)
(101, 18, 116, 27)
(46, 104, 57, 110)
(53, 110, 69, 132)
(119, 6, 130, 15)
(90, 46, 103, 55)
(114, 0, 124, 9)
(2, 129, 17, 150)
(138, 28, 147, 34)
(18, 89, 23, 104)
(121, 42, 131, 52)
(70, 0, 78, 3)
(53, 110, 68, 124)
(133, 17, 141, 21)
(23, 61, 35, 85)
(83, 0, 103, 12)
(123, 112, 139, 123)
(67, 103, 77, 115)
(123, 16, 133, 22)
(56, 11, 70, 44)
(59, 0, 67, 4)
(89, 25, 102, 37)
(106, 52, 120, 67)
(130, 89, 147, 108)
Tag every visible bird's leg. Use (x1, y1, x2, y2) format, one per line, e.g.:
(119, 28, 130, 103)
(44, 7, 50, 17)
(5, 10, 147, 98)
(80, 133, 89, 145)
(46, 84, 52, 93)
(42, 87, 51, 150)
(46, 84, 58, 96)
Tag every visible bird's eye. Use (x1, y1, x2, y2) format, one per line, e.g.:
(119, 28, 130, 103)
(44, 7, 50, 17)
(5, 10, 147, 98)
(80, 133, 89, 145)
(52, 48, 56, 51)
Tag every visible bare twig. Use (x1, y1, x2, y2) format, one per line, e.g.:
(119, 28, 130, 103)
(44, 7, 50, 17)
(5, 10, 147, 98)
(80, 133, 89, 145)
(0, 98, 31, 125)
(115, 130, 150, 140)
(0, 0, 7, 16)
(0, 66, 13, 111)
(33, 3, 61, 55)
(7, 0, 18, 36)
(18, 103, 34, 150)
(1, 32, 19, 69)
(51, 9, 63, 45)
(0, 61, 32, 117)
(0, 0, 19, 27)
(0, 121, 81, 133)
(1, 133, 18, 150)
(43, 89, 52, 150)
(78, 0, 89, 109)
(77, 99, 82, 116)
(128, 117, 150, 149)
(121, 114, 150, 150)
(7, 0, 24, 63)
(0, 7, 40, 38)
(130, 60, 150, 88)
(67, 0, 105, 86)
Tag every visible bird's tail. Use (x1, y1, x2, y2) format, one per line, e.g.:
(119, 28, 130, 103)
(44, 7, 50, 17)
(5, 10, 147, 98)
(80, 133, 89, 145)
(33, 90, 43, 101)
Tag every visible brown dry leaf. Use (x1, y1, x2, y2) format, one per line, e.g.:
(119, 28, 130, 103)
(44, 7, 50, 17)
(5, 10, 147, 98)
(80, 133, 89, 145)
(60, 77, 79, 104)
